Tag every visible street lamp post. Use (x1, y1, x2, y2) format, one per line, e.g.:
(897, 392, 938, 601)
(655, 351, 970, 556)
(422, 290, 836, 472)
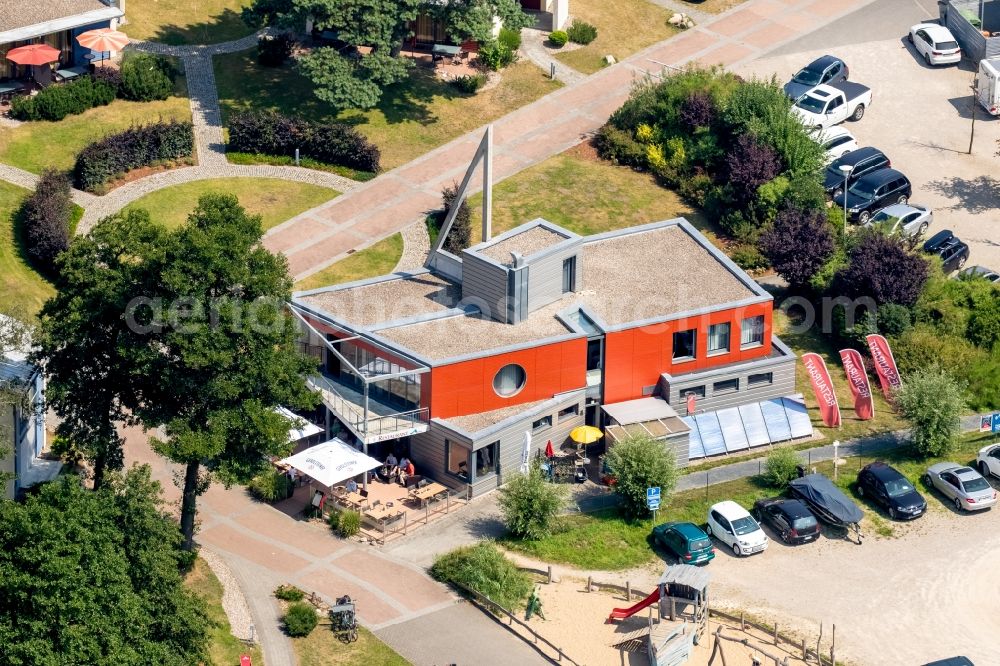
(838, 164, 854, 235)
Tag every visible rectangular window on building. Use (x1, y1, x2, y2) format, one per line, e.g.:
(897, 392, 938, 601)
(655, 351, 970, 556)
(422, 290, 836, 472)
(446, 439, 469, 480)
(672, 329, 696, 361)
(586, 338, 602, 371)
(748, 372, 773, 387)
(713, 378, 740, 394)
(558, 404, 579, 420)
(708, 322, 731, 355)
(474, 442, 499, 481)
(532, 415, 553, 432)
(741, 315, 765, 348)
(682, 385, 706, 398)
(562, 256, 577, 293)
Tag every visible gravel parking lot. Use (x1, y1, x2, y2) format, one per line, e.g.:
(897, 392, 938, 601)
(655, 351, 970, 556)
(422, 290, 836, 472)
(736, 36, 1000, 272)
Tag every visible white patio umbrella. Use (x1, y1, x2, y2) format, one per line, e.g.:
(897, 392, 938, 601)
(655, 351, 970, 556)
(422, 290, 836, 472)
(280, 438, 381, 487)
(520, 431, 531, 474)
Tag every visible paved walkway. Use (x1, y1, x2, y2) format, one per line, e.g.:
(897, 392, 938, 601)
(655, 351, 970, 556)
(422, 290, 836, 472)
(269, 0, 881, 281)
(518, 28, 587, 85)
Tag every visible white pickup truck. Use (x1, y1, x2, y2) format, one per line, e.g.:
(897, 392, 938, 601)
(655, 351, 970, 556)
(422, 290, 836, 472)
(791, 81, 872, 129)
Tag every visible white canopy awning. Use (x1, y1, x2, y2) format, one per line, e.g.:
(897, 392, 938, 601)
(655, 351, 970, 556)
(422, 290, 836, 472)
(275, 406, 323, 442)
(280, 438, 381, 487)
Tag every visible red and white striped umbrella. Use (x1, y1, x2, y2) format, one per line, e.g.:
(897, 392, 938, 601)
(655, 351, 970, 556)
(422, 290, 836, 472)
(76, 28, 130, 53)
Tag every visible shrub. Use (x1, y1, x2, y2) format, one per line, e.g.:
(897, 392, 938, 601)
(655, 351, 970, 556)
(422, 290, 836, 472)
(497, 461, 566, 540)
(725, 134, 781, 206)
(257, 33, 295, 66)
(679, 91, 714, 129)
(875, 303, 912, 337)
(498, 27, 522, 51)
(248, 468, 292, 502)
(834, 231, 930, 307)
(760, 206, 836, 288)
(894, 366, 965, 458)
(283, 602, 318, 637)
(730, 243, 769, 272)
(548, 31, 568, 48)
(594, 125, 645, 168)
(119, 53, 175, 102)
(430, 542, 532, 609)
(327, 510, 340, 532)
(274, 584, 304, 602)
(92, 66, 123, 92)
(73, 120, 194, 192)
(9, 76, 116, 121)
(604, 434, 678, 519)
(567, 20, 598, 45)
(440, 183, 472, 254)
(227, 110, 380, 173)
(337, 510, 360, 538)
(478, 40, 517, 70)
(19, 169, 74, 274)
(763, 447, 801, 489)
(452, 73, 487, 94)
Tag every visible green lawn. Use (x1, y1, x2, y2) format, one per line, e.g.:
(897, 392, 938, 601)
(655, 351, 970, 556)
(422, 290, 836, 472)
(504, 432, 998, 570)
(292, 625, 409, 666)
(185, 557, 264, 666)
(124, 178, 337, 231)
(121, 0, 256, 45)
(294, 234, 404, 292)
(0, 181, 55, 316)
(466, 145, 707, 237)
(554, 0, 678, 74)
(0, 95, 190, 175)
(214, 53, 562, 170)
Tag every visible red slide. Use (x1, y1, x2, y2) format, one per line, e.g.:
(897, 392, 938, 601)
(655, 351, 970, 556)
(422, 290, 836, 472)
(606, 590, 659, 622)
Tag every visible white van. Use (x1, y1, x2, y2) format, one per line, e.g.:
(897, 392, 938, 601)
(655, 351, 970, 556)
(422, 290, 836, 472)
(977, 57, 1000, 116)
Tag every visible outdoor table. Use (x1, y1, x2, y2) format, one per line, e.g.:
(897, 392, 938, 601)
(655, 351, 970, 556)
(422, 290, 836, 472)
(431, 43, 462, 61)
(364, 505, 402, 524)
(55, 66, 88, 81)
(410, 482, 448, 506)
(0, 81, 25, 103)
(340, 491, 368, 510)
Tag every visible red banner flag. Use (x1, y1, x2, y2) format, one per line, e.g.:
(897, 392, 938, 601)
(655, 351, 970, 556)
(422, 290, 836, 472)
(865, 334, 902, 399)
(801, 353, 842, 428)
(839, 348, 875, 420)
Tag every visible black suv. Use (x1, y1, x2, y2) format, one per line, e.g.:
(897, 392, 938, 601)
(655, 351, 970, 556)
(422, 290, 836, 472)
(924, 230, 970, 273)
(857, 462, 927, 520)
(843, 168, 912, 223)
(823, 147, 891, 199)
(752, 498, 820, 544)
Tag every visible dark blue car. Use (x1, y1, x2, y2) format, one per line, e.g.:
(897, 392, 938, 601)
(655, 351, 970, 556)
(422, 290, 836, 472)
(783, 55, 849, 100)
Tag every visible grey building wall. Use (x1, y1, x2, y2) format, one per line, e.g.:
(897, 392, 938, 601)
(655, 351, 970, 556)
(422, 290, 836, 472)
(659, 354, 797, 414)
(664, 432, 690, 470)
(945, 1, 1000, 61)
(411, 391, 586, 498)
(460, 252, 508, 323)
(524, 242, 582, 314)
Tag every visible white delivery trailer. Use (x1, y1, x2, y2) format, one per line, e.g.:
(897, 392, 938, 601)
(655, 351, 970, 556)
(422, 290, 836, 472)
(978, 57, 1000, 116)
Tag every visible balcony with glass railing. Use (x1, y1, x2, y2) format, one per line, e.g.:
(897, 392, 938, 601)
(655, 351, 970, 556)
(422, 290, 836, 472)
(307, 372, 429, 445)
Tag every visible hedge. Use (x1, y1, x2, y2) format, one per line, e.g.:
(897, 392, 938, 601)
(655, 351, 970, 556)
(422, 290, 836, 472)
(119, 53, 175, 102)
(227, 110, 380, 174)
(73, 120, 194, 192)
(19, 170, 75, 274)
(9, 76, 116, 121)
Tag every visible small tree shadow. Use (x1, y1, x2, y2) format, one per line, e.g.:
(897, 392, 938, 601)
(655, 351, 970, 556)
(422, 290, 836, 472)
(923, 175, 1000, 214)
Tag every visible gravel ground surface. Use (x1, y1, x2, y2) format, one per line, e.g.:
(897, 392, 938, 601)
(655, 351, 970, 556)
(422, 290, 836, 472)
(395, 218, 432, 271)
(199, 547, 256, 643)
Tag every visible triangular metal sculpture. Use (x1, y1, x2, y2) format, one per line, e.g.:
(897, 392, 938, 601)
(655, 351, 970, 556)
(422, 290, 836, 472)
(427, 124, 493, 269)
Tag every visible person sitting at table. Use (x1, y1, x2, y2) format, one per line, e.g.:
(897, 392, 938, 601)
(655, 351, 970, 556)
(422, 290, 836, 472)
(385, 453, 399, 480)
(345, 478, 358, 493)
(398, 459, 416, 487)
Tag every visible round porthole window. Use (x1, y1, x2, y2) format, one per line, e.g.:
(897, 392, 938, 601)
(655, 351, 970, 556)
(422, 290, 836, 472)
(493, 364, 526, 397)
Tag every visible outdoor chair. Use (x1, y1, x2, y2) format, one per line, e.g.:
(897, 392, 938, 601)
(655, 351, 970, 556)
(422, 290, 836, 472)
(359, 488, 369, 498)
(372, 499, 382, 508)
(417, 479, 430, 488)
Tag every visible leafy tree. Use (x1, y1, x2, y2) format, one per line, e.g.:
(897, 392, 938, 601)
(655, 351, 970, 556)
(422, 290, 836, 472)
(19, 169, 74, 275)
(297, 47, 411, 111)
(440, 183, 472, 253)
(497, 460, 566, 539)
(760, 206, 835, 288)
(32, 209, 168, 489)
(433, 0, 531, 44)
(894, 366, 965, 457)
(834, 231, 929, 307)
(763, 447, 801, 489)
(132, 194, 317, 549)
(0, 467, 209, 665)
(724, 134, 781, 206)
(605, 435, 678, 519)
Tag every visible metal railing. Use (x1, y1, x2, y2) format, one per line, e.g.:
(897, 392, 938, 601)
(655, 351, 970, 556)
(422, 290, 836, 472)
(307, 373, 428, 441)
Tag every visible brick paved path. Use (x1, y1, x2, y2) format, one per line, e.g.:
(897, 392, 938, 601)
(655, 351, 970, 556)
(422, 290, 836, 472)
(269, 0, 879, 281)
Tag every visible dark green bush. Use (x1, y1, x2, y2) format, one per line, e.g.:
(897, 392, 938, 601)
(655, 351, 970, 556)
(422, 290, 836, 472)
(498, 27, 522, 51)
(283, 602, 318, 637)
(9, 76, 116, 121)
(548, 30, 568, 47)
(257, 33, 295, 66)
(73, 120, 194, 192)
(274, 584, 305, 602)
(119, 53, 175, 102)
(567, 20, 598, 45)
(478, 40, 517, 70)
(440, 183, 472, 254)
(730, 243, 769, 272)
(247, 468, 293, 502)
(337, 510, 360, 538)
(593, 125, 645, 168)
(451, 73, 487, 93)
(227, 110, 381, 173)
(18, 169, 74, 274)
(431, 542, 532, 610)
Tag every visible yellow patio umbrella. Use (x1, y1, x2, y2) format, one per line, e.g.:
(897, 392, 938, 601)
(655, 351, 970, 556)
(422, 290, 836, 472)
(569, 425, 603, 445)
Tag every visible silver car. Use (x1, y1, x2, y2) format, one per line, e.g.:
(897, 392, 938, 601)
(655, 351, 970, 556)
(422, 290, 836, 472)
(866, 203, 932, 237)
(924, 463, 997, 512)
